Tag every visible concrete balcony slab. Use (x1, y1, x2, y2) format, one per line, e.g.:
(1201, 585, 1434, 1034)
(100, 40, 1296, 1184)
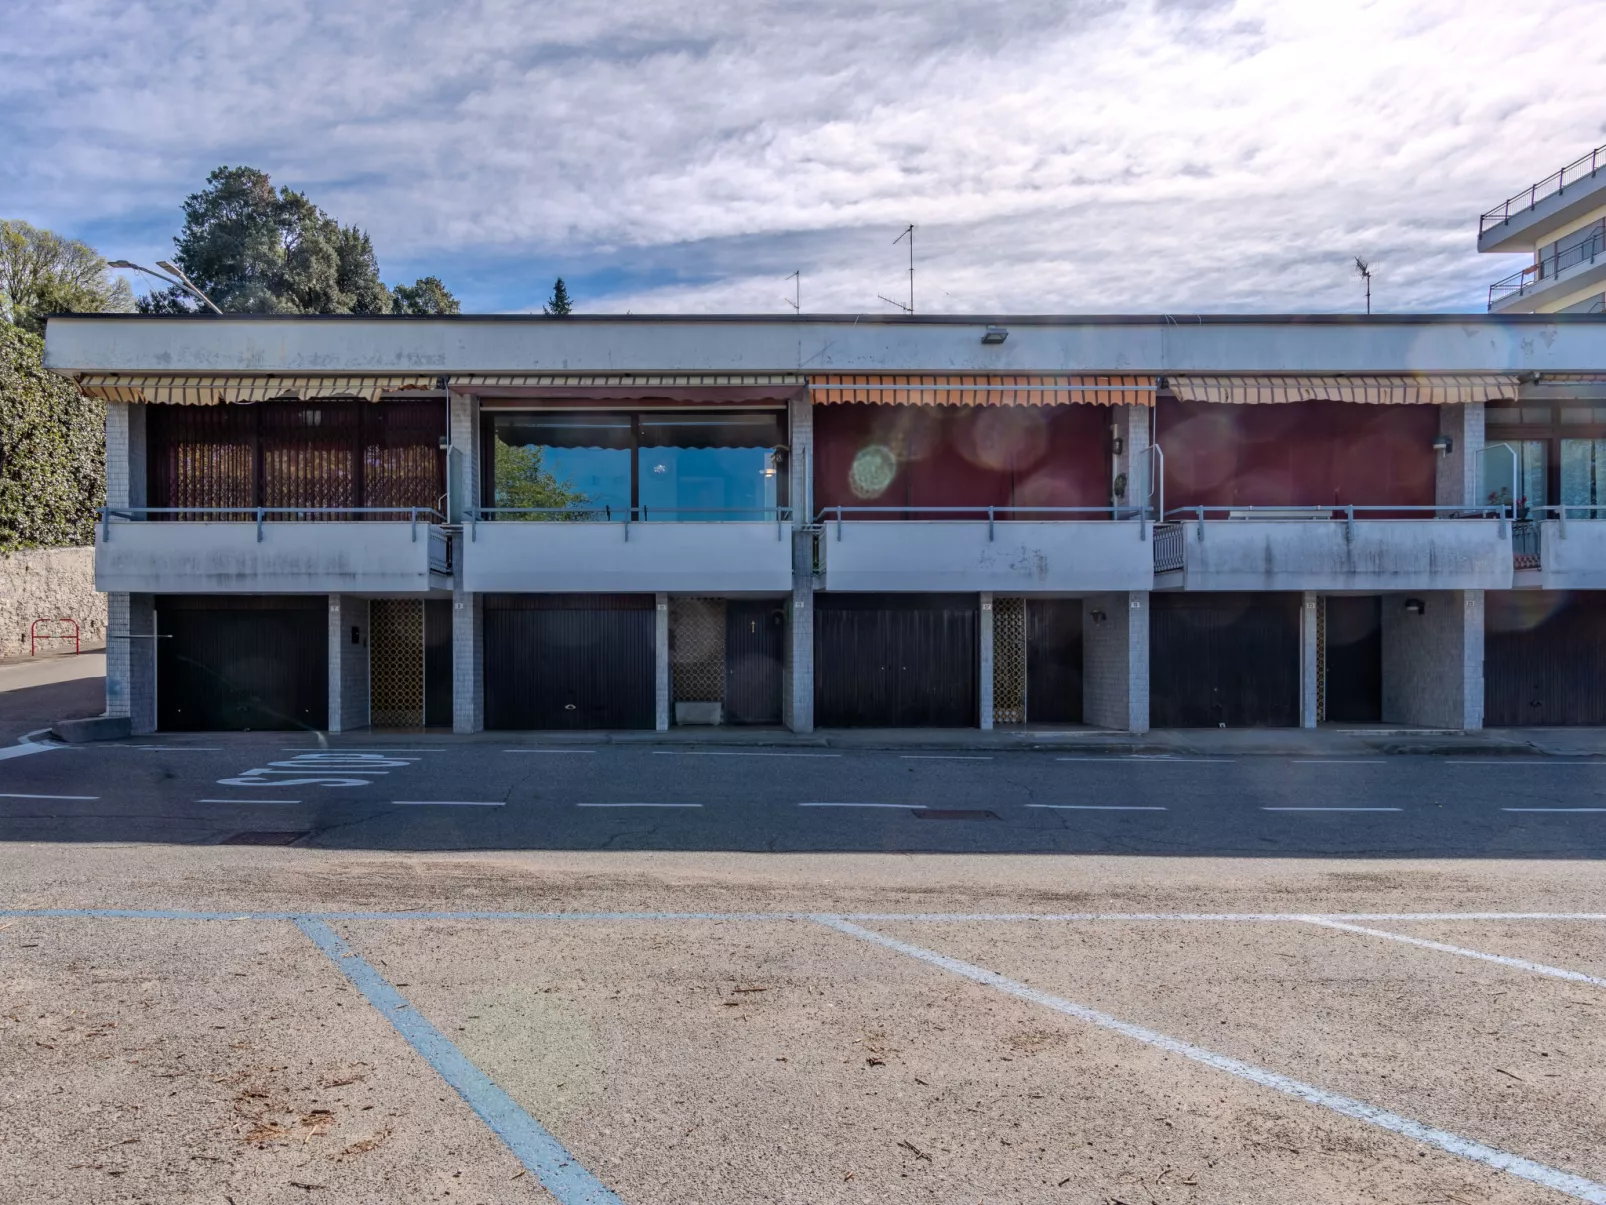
(818, 520, 1154, 593)
(1159, 519, 1514, 592)
(461, 520, 794, 594)
(95, 521, 450, 594)
(1534, 520, 1606, 589)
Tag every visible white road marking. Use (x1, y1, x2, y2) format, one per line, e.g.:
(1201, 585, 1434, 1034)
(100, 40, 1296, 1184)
(901, 754, 993, 761)
(1290, 759, 1388, 764)
(1262, 806, 1402, 812)
(1300, 918, 1606, 988)
(1445, 760, 1601, 766)
(1503, 808, 1606, 813)
(652, 750, 841, 758)
(392, 800, 505, 807)
(282, 748, 447, 754)
(816, 916, 1606, 1204)
(1054, 756, 1230, 763)
(198, 798, 302, 804)
(799, 802, 916, 809)
(132, 745, 223, 751)
(504, 749, 597, 754)
(576, 802, 703, 808)
(0, 792, 99, 800)
(1025, 804, 1167, 811)
(0, 742, 66, 761)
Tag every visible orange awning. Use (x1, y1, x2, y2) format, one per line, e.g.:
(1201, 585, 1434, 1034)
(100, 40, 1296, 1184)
(1166, 374, 1520, 405)
(76, 374, 438, 405)
(809, 374, 1154, 406)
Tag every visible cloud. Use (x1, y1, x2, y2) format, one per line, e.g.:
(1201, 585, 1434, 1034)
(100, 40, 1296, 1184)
(3, 0, 1603, 314)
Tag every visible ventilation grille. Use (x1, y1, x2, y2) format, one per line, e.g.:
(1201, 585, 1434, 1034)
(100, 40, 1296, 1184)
(671, 598, 726, 703)
(993, 597, 1026, 725)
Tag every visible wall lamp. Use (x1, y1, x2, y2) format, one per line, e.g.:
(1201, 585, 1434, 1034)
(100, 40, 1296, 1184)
(1432, 434, 1453, 457)
(1403, 598, 1426, 615)
(1089, 609, 1108, 623)
(981, 326, 1008, 344)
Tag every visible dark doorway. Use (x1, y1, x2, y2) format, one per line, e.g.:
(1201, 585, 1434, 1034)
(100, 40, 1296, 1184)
(484, 594, 655, 730)
(424, 599, 453, 728)
(1027, 599, 1084, 724)
(1324, 595, 1382, 722)
(1486, 591, 1606, 725)
(1150, 592, 1300, 727)
(156, 596, 328, 731)
(815, 594, 977, 727)
(724, 600, 784, 725)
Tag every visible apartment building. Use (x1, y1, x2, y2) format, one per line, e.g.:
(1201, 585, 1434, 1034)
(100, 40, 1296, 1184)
(1482, 141, 1606, 315)
(43, 312, 1606, 735)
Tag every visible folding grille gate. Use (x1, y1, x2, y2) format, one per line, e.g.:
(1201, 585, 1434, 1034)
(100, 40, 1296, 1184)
(368, 599, 453, 729)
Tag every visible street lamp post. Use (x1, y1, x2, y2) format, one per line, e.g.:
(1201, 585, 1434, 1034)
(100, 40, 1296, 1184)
(107, 260, 223, 314)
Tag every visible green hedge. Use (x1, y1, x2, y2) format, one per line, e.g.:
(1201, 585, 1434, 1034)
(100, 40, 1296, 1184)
(0, 323, 104, 550)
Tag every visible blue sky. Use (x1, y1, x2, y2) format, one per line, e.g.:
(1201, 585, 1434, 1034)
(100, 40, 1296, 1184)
(4, 0, 1604, 315)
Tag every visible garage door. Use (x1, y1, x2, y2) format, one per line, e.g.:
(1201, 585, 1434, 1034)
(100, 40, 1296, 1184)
(1150, 592, 1300, 728)
(484, 594, 655, 730)
(1486, 591, 1606, 726)
(815, 594, 976, 727)
(156, 596, 328, 731)
(1027, 599, 1084, 724)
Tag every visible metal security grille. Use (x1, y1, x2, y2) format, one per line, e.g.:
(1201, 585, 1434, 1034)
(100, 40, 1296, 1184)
(992, 597, 1026, 725)
(671, 598, 726, 702)
(1316, 596, 1328, 723)
(370, 599, 424, 728)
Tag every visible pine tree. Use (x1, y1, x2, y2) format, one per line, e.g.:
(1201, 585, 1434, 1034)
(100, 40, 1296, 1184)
(544, 277, 572, 316)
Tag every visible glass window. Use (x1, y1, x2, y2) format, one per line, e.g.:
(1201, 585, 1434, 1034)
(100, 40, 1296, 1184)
(490, 414, 631, 517)
(638, 413, 783, 520)
(1561, 438, 1606, 516)
(1481, 440, 1546, 511)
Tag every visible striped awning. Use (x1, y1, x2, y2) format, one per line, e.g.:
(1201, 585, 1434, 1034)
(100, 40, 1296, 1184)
(76, 374, 438, 405)
(451, 373, 805, 389)
(1166, 374, 1521, 405)
(810, 374, 1154, 406)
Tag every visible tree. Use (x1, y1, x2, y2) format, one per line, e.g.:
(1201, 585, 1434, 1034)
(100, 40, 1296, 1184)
(391, 275, 461, 315)
(544, 277, 572, 316)
(137, 166, 458, 316)
(0, 220, 134, 335)
(0, 324, 104, 549)
(493, 444, 590, 515)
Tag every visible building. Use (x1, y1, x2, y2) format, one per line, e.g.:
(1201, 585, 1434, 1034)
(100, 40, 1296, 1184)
(1482, 141, 1606, 315)
(42, 312, 1606, 736)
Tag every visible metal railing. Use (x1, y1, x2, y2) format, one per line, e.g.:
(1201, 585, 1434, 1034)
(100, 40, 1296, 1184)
(1153, 522, 1185, 572)
(98, 506, 446, 543)
(816, 504, 1148, 542)
(1512, 519, 1541, 569)
(467, 505, 794, 541)
(1480, 142, 1605, 236)
(1488, 217, 1606, 308)
(1162, 503, 1515, 539)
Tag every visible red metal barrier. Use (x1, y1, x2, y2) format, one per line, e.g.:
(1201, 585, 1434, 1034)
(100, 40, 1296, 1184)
(30, 618, 80, 656)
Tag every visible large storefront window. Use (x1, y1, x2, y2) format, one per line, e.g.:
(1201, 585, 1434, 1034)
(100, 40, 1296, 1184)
(486, 410, 785, 519)
(1487, 402, 1606, 516)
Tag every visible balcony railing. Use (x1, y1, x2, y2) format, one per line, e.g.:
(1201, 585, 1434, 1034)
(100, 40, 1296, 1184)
(818, 505, 1149, 539)
(469, 506, 793, 541)
(1488, 217, 1606, 308)
(99, 506, 446, 542)
(1480, 142, 1605, 236)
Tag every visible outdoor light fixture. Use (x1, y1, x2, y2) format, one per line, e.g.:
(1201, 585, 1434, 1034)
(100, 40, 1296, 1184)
(1432, 434, 1453, 456)
(1404, 598, 1426, 615)
(1089, 609, 1107, 623)
(981, 326, 1008, 344)
(1112, 425, 1124, 456)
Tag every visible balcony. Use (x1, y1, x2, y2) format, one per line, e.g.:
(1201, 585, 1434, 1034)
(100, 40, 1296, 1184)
(462, 507, 795, 594)
(1511, 509, 1606, 589)
(1487, 218, 1606, 311)
(816, 507, 1155, 593)
(95, 508, 451, 594)
(1152, 506, 1514, 592)
(1478, 142, 1606, 253)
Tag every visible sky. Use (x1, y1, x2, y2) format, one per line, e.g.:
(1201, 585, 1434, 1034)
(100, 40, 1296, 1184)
(4, 0, 1605, 316)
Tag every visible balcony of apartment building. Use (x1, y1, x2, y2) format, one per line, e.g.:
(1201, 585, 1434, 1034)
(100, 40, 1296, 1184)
(810, 375, 1156, 593)
(460, 407, 795, 594)
(95, 396, 451, 594)
(1480, 142, 1606, 313)
(1487, 217, 1606, 313)
(1489, 397, 1606, 589)
(1148, 383, 1516, 592)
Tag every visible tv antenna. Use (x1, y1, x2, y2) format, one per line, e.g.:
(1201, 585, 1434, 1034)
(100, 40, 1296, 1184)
(878, 224, 915, 313)
(783, 270, 800, 314)
(1354, 256, 1372, 315)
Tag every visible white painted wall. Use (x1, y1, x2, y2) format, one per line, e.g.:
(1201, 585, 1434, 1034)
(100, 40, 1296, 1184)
(820, 521, 1153, 593)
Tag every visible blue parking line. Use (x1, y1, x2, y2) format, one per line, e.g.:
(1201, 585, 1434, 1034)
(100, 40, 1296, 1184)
(294, 917, 625, 1205)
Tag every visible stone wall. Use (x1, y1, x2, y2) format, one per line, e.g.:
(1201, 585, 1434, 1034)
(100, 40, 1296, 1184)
(0, 546, 105, 657)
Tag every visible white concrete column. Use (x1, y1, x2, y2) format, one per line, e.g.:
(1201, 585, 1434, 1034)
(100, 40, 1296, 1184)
(1083, 591, 1150, 732)
(1437, 403, 1485, 510)
(451, 590, 483, 733)
(788, 391, 814, 526)
(1110, 403, 1152, 517)
(655, 593, 670, 731)
(328, 595, 370, 733)
(785, 571, 815, 734)
(1381, 590, 1484, 730)
(106, 592, 156, 734)
(449, 393, 480, 521)
(1300, 592, 1320, 729)
(978, 592, 995, 729)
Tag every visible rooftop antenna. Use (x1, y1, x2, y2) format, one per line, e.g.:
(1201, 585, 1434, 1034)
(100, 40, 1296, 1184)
(1354, 256, 1372, 315)
(878, 224, 916, 314)
(783, 270, 800, 315)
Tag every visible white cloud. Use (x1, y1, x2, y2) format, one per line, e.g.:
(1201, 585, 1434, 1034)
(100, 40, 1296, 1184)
(3, 0, 1603, 313)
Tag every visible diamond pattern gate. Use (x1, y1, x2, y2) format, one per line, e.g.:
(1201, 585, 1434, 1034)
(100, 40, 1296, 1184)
(671, 598, 726, 721)
(992, 597, 1026, 725)
(370, 599, 424, 728)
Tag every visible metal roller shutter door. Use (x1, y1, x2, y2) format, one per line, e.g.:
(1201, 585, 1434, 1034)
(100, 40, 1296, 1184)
(484, 594, 655, 730)
(156, 596, 328, 731)
(814, 594, 977, 728)
(1486, 591, 1606, 726)
(1150, 593, 1300, 728)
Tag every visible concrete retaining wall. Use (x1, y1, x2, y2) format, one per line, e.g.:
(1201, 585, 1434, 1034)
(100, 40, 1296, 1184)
(0, 547, 105, 657)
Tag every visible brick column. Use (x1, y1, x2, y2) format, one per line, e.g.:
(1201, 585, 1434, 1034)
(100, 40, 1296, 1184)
(1436, 403, 1484, 510)
(784, 391, 817, 734)
(328, 595, 370, 733)
(1083, 591, 1149, 732)
(449, 394, 479, 519)
(1300, 592, 1320, 728)
(978, 592, 995, 730)
(104, 402, 147, 510)
(106, 592, 156, 734)
(655, 593, 670, 731)
(1110, 403, 1152, 517)
(1381, 590, 1484, 730)
(451, 590, 483, 733)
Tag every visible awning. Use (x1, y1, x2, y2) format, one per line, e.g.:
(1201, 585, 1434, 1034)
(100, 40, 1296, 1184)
(453, 372, 806, 403)
(809, 374, 1154, 406)
(1165, 374, 1521, 405)
(76, 374, 438, 405)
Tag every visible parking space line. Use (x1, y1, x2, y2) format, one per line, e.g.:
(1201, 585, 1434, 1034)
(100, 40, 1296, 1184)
(815, 916, 1606, 1204)
(0, 792, 99, 800)
(283, 748, 448, 754)
(1290, 759, 1388, 765)
(197, 798, 302, 804)
(1445, 760, 1600, 766)
(576, 803, 702, 809)
(0, 742, 66, 761)
(901, 755, 992, 761)
(1025, 804, 1166, 811)
(294, 918, 625, 1204)
(1300, 918, 1606, 988)
(1054, 756, 1230, 763)
(1263, 807, 1402, 812)
(1503, 808, 1606, 813)
(652, 750, 841, 758)
(132, 745, 223, 751)
(798, 802, 915, 809)
(505, 749, 597, 754)
(392, 800, 504, 807)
